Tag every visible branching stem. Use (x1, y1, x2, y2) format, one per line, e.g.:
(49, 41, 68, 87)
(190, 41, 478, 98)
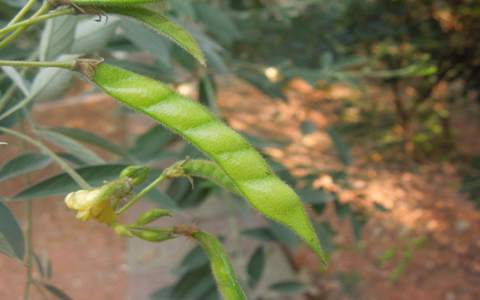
(8, 0, 38, 26)
(0, 4, 74, 50)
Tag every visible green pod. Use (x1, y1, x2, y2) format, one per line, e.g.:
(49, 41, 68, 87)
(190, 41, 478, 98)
(135, 208, 171, 226)
(90, 63, 326, 265)
(131, 227, 176, 242)
(182, 159, 240, 195)
(71, 0, 163, 6)
(192, 231, 247, 300)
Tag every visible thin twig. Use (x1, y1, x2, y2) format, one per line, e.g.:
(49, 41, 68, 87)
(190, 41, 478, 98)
(0, 126, 91, 189)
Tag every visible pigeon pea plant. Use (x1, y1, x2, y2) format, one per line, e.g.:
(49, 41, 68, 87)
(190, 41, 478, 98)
(0, 1, 329, 299)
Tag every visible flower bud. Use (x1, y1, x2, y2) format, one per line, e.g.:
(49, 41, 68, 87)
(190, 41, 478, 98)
(120, 165, 150, 186)
(113, 224, 133, 237)
(64, 187, 116, 224)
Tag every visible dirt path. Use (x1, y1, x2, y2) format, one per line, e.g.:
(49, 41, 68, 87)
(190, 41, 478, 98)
(218, 79, 480, 300)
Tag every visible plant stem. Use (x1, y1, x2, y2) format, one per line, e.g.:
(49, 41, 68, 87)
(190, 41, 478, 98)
(0, 5, 71, 37)
(23, 200, 33, 300)
(0, 59, 76, 69)
(18, 120, 34, 300)
(0, 84, 17, 112)
(0, 57, 34, 112)
(117, 172, 169, 215)
(0, 4, 73, 50)
(8, 0, 38, 26)
(0, 94, 35, 122)
(0, 127, 91, 189)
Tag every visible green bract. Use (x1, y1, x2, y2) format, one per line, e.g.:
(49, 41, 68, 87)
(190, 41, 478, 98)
(192, 231, 247, 300)
(89, 63, 327, 265)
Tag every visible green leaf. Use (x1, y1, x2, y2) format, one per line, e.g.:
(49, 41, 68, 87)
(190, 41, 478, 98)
(350, 212, 367, 242)
(241, 227, 277, 242)
(38, 129, 105, 165)
(297, 188, 335, 214)
(50, 127, 133, 161)
(71, 17, 120, 54)
(150, 286, 174, 300)
(13, 165, 127, 200)
(39, 16, 77, 61)
(34, 252, 49, 279)
(198, 75, 219, 115)
(194, 3, 240, 46)
(314, 222, 336, 254)
(129, 125, 175, 162)
(176, 246, 209, 275)
(168, 0, 195, 18)
(30, 55, 78, 102)
(0, 202, 24, 260)
(0, 95, 23, 129)
(189, 27, 227, 73)
(145, 187, 178, 210)
(38, 282, 72, 300)
(171, 264, 216, 300)
(121, 19, 172, 67)
(269, 281, 305, 294)
(105, 6, 205, 65)
(237, 68, 286, 100)
(373, 202, 389, 212)
(0, 153, 50, 182)
(1, 66, 30, 96)
(326, 127, 352, 166)
(57, 153, 87, 167)
(247, 246, 265, 289)
(268, 220, 299, 247)
(0, 234, 17, 260)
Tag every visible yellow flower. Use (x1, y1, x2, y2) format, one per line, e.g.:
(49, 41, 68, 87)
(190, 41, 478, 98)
(65, 188, 116, 224)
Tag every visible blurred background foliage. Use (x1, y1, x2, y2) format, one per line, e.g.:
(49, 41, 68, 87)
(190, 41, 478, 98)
(1, 0, 480, 299)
